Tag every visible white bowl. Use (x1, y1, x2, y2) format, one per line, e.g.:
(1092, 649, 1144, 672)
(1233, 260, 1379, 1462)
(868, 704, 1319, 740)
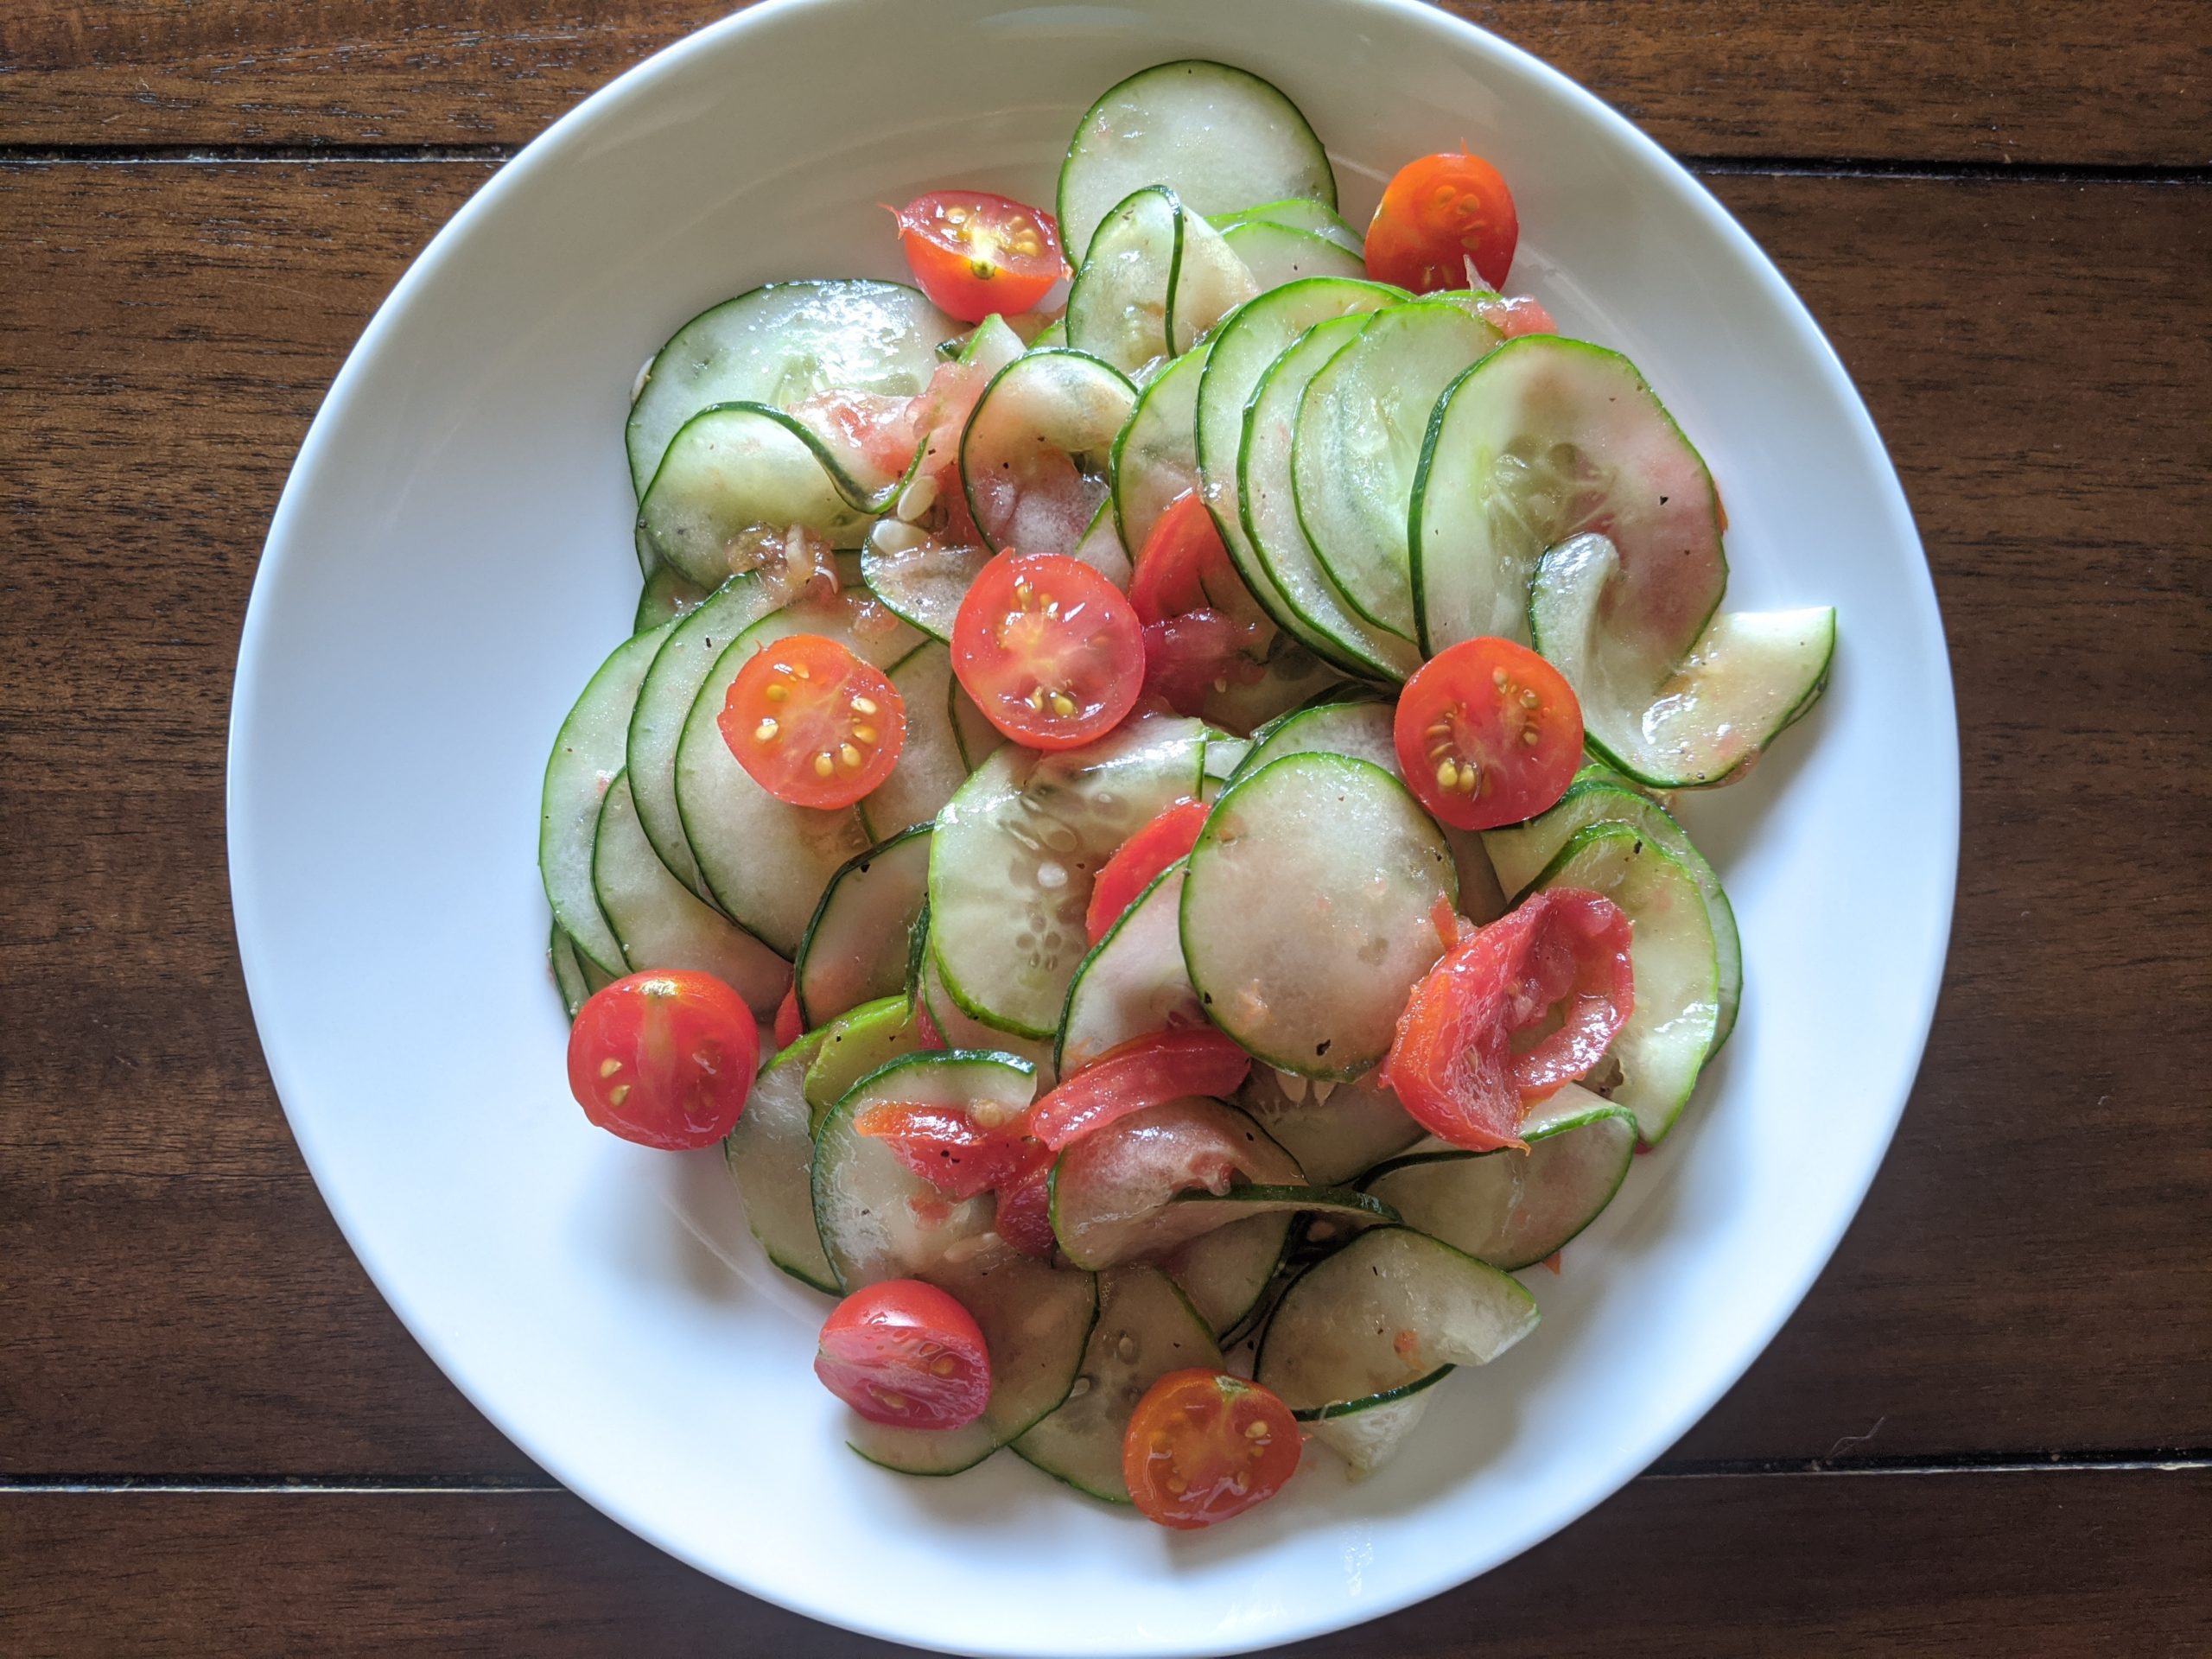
(229, 1, 1957, 1652)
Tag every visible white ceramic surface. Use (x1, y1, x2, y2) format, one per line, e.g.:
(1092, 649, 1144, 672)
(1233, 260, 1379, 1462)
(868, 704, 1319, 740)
(228, 1, 1957, 1653)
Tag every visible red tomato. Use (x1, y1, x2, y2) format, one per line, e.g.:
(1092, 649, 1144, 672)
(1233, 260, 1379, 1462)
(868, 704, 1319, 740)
(853, 1099, 1039, 1202)
(1085, 798, 1210, 942)
(1468, 292, 1556, 339)
(566, 970, 760, 1150)
(893, 190, 1067, 324)
(991, 1150, 1059, 1260)
(951, 550, 1144, 749)
(788, 388, 923, 480)
(1380, 888, 1634, 1150)
(1122, 1370, 1300, 1529)
(772, 986, 804, 1050)
(1129, 493, 1243, 626)
(814, 1279, 991, 1430)
(1394, 637, 1583, 830)
(1140, 611, 1264, 718)
(719, 632, 906, 810)
(1023, 1028, 1253, 1151)
(1365, 150, 1520, 293)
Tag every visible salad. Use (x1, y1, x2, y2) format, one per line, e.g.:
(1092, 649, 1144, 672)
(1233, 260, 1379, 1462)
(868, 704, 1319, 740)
(540, 60, 1836, 1530)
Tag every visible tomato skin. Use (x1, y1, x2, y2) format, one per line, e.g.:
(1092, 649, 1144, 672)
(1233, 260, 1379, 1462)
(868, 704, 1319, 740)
(853, 1099, 1039, 1202)
(719, 632, 906, 810)
(1122, 1370, 1300, 1529)
(894, 190, 1067, 324)
(1366, 151, 1520, 293)
(1140, 611, 1263, 718)
(1130, 493, 1243, 626)
(951, 550, 1145, 750)
(815, 1279, 991, 1430)
(772, 986, 804, 1050)
(566, 971, 760, 1151)
(991, 1151, 1058, 1259)
(1395, 637, 1583, 830)
(1023, 1028, 1253, 1151)
(1379, 888, 1633, 1150)
(1085, 798, 1209, 942)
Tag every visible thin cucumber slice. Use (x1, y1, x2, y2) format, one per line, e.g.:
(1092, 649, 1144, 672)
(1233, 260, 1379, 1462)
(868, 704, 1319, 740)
(1108, 342, 1208, 564)
(1412, 334, 1726, 661)
(1211, 197, 1363, 258)
(1054, 861, 1200, 1077)
(1160, 1212, 1291, 1337)
(1013, 1267, 1223, 1502)
(723, 1029, 838, 1294)
(1294, 302, 1503, 639)
(627, 279, 955, 496)
(917, 949, 1056, 1082)
(930, 715, 1207, 1039)
(1359, 1086, 1637, 1270)
(859, 527, 987, 644)
(859, 641, 968, 842)
(1484, 767, 1743, 1046)
(1058, 60, 1336, 262)
(1198, 735, 1249, 800)
(1219, 219, 1366, 293)
(1199, 639, 1344, 736)
(1237, 1067, 1423, 1185)
(1181, 752, 1455, 1078)
(947, 673, 1007, 772)
(539, 625, 671, 976)
(960, 348, 1136, 559)
(637, 404, 884, 585)
(1071, 494, 1134, 590)
(635, 565, 708, 632)
(793, 825, 931, 1028)
(591, 772, 791, 1018)
(627, 573, 783, 898)
(1533, 823, 1719, 1142)
(1237, 311, 1423, 681)
(802, 995, 935, 1135)
(1028, 319, 1067, 348)
(1530, 531, 1837, 789)
(1065, 186, 1255, 375)
(550, 923, 591, 1019)
(1255, 1225, 1539, 1474)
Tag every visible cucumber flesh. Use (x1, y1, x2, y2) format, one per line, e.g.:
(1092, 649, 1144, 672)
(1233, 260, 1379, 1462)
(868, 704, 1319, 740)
(860, 641, 968, 842)
(723, 1029, 838, 1293)
(1055, 861, 1202, 1077)
(1066, 187, 1255, 376)
(1221, 219, 1365, 293)
(793, 825, 931, 1029)
(1180, 752, 1454, 1078)
(1109, 343, 1208, 564)
(1211, 198, 1363, 258)
(1530, 531, 1837, 789)
(1048, 1096, 1305, 1270)
(1071, 494, 1134, 591)
(1013, 1267, 1222, 1502)
(959, 348, 1136, 560)
(1236, 1067, 1423, 1185)
(637, 404, 885, 584)
(549, 922, 591, 1019)
(917, 948, 1056, 1082)
(947, 673, 1007, 772)
(1160, 1211, 1291, 1337)
(1533, 823, 1719, 1142)
(1294, 1370, 1450, 1478)
(859, 526, 987, 644)
(635, 565, 709, 632)
(801, 995, 937, 1135)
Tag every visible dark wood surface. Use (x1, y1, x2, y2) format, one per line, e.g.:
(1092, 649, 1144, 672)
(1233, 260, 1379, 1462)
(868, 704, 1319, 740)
(2, 2, 2207, 1652)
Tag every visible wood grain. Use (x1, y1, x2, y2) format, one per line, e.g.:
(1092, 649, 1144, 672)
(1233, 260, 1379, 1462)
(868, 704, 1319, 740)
(0, 1, 2204, 166)
(4, 1470, 2208, 1655)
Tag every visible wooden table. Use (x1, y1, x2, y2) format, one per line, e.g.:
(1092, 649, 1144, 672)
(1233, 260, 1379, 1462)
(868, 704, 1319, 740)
(3, 3, 2206, 1652)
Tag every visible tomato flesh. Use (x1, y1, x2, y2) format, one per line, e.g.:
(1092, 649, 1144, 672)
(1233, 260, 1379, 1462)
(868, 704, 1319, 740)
(1366, 150, 1520, 293)
(990, 1151, 1059, 1260)
(893, 190, 1066, 324)
(1023, 1028, 1254, 1151)
(719, 632, 906, 810)
(1129, 493, 1244, 626)
(1380, 888, 1634, 1150)
(815, 1279, 991, 1430)
(1122, 1369, 1300, 1529)
(853, 1099, 1039, 1203)
(1129, 493, 1268, 715)
(951, 550, 1144, 749)
(566, 970, 760, 1151)
(772, 985, 804, 1050)
(1085, 798, 1209, 942)
(1140, 611, 1264, 719)
(1395, 636, 1583, 830)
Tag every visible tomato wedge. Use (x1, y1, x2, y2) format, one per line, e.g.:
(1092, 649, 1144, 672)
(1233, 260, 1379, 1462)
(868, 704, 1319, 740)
(815, 1279, 991, 1430)
(951, 550, 1144, 749)
(566, 970, 760, 1150)
(853, 1099, 1038, 1202)
(1394, 636, 1583, 830)
(990, 1150, 1058, 1260)
(1140, 611, 1264, 719)
(893, 190, 1067, 323)
(1023, 1028, 1253, 1151)
(772, 985, 804, 1049)
(1085, 798, 1209, 942)
(1379, 888, 1633, 1151)
(1122, 1370, 1300, 1529)
(1364, 149, 1520, 293)
(720, 632, 906, 810)
(1129, 493, 1243, 625)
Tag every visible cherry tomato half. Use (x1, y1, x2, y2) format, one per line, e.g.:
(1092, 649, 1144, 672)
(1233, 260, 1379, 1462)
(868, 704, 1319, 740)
(893, 190, 1067, 324)
(719, 632, 906, 810)
(951, 550, 1144, 749)
(567, 970, 760, 1150)
(1023, 1027, 1253, 1151)
(1380, 888, 1634, 1151)
(1365, 150, 1520, 293)
(1395, 637, 1583, 830)
(815, 1279, 991, 1430)
(1122, 1369, 1301, 1529)
(1085, 798, 1210, 943)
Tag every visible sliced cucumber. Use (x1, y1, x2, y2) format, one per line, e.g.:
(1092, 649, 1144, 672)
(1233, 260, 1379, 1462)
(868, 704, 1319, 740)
(1055, 861, 1201, 1077)
(793, 825, 931, 1028)
(1236, 1067, 1422, 1185)
(959, 348, 1136, 560)
(948, 673, 1007, 772)
(1160, 1212, 1291, 1337)
(1255, 1225, 1539, 1474)
(1058, 60, 1336, 261)
(859, 641, 968, 842)
(917, 948, 1056, 1081)
(1211, 198, 1362, 258)
(930, 715, 1207, 1039)
(1360, 1087, 1637, 1270)
(1237, 310, 1423, 682)
(540, 624, 670, 976)
(1071, 495, 1134, 590)
(1109, 342, 1208, 563)
(627, 280, 955, 496)
(1065, 187, 1255, 375)
(1013, 1266, 1222, 1502)
(1484, 766, 1742, 1046)
(1220, 219, 1366, 293)
(860, 526, 985, 644)
(1181, 752, 1454, 1077)
(550, 922, 591, 1018)
(723, 1028, 838, 1294)
(627, 572, 782, 898)
(1412, 334, 1726, 661)
(637, 404, 884, 585)
(802, 995, 935, 1135)
(1533, 823, 1719, 1142)
(1200, 639, 1344, 736)
(634, 565, 708, 632)
(1530, 531, 1836, 789)
(592, 772, 791, 1017)
(1028, 319, 1067, 349)
(1294, 302, 1503, 640)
